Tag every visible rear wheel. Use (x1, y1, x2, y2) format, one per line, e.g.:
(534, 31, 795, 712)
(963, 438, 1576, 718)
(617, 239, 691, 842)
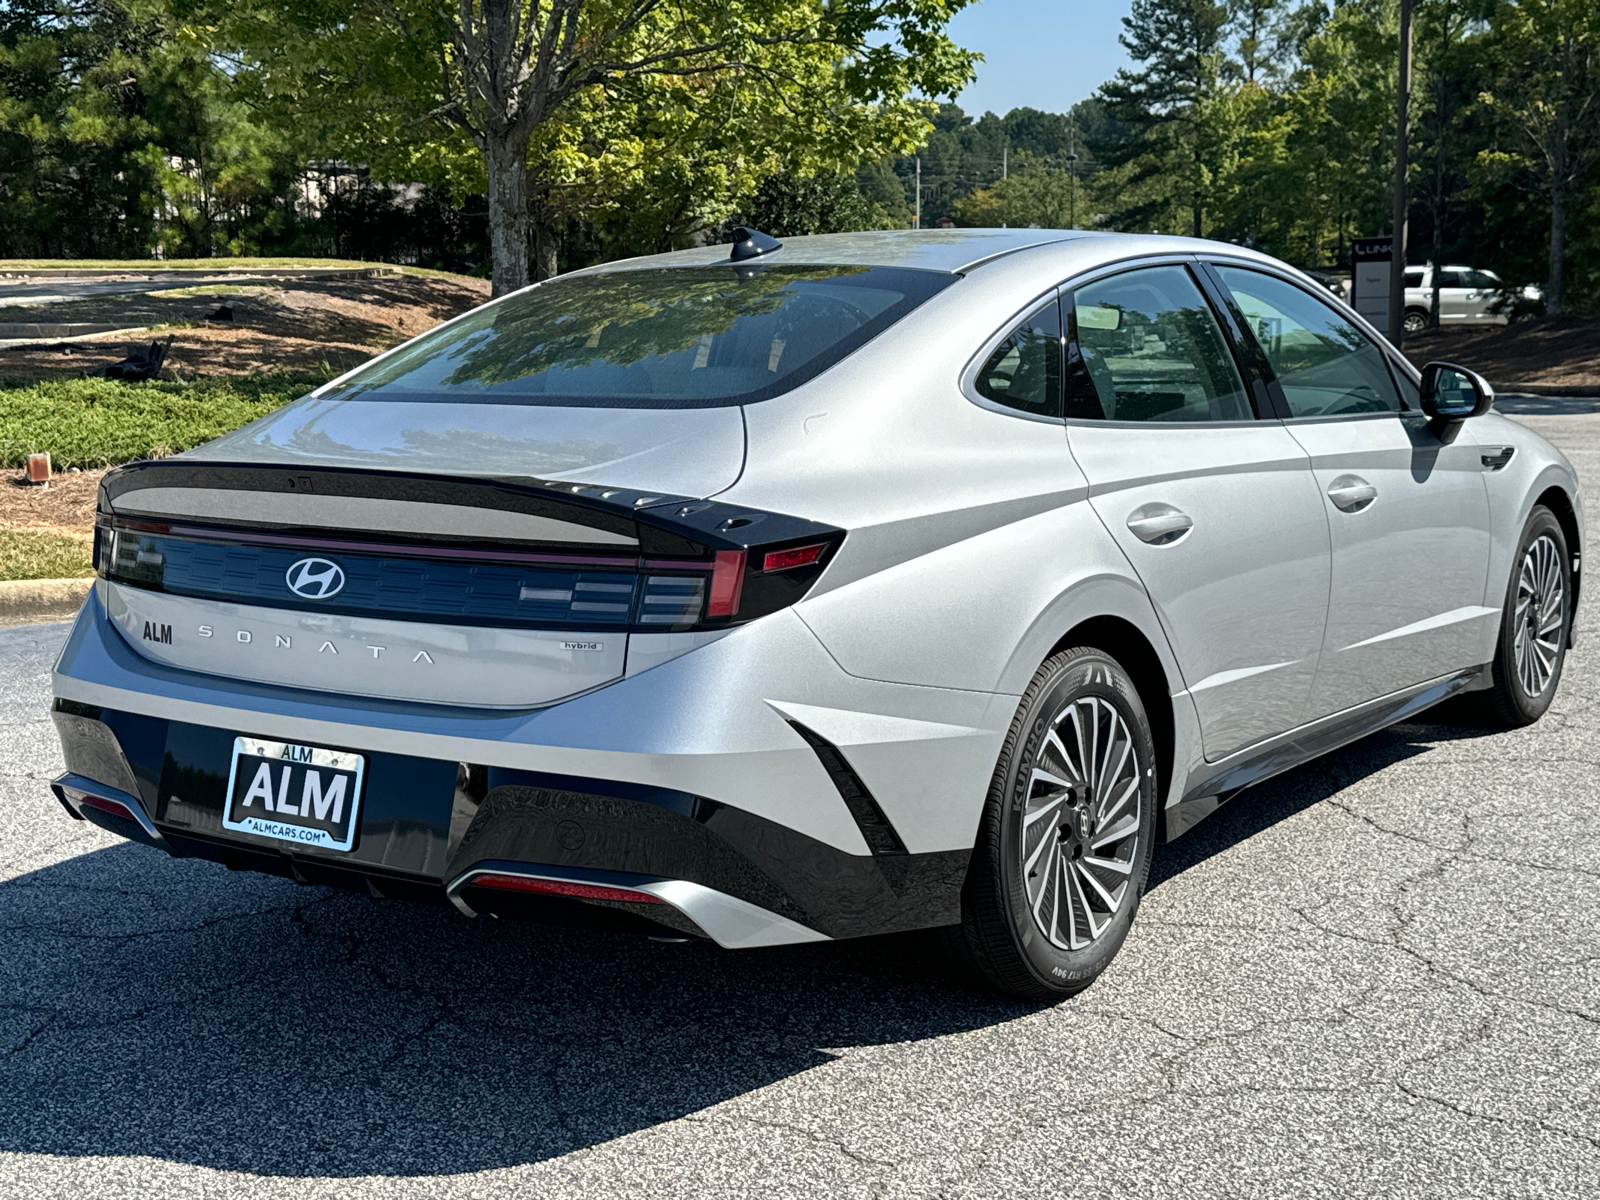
(1402, 308, 1430, 335)
(1477, 505, 1570, 727)
(947, 648, 1156, 1001)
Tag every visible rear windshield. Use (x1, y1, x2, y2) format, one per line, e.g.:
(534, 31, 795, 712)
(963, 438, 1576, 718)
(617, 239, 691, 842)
(324, 265, 957, 409)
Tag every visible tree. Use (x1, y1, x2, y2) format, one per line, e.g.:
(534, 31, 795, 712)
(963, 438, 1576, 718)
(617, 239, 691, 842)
(228, 0, 976, 296)
(1096, 0, 1231, 237)
(734, 171, 882, 236)
(0, 0, 303, 257)
(950, 155, 1078, 228)
(1227, 0, 1287, 83)
(1472, 0, 1600, 314)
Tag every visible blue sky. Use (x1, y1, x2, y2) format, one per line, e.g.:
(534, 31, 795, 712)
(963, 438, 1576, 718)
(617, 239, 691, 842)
(946, 0, 1134, 117)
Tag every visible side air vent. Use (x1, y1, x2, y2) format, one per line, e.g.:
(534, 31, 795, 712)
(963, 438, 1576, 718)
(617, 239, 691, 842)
(785, 720, 906, 856)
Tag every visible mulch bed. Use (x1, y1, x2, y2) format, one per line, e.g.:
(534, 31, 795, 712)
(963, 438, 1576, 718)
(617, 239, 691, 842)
(0, 273, 490, 382)
(1401, 316, 1600, 388)
(2, 466, 104, 542)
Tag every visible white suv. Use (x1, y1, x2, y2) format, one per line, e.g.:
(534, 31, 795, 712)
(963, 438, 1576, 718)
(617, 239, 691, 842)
(1403, 264, 1542, 333)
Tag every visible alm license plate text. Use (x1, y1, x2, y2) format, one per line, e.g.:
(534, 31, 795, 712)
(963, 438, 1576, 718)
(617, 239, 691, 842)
(223, 737, 365, 852)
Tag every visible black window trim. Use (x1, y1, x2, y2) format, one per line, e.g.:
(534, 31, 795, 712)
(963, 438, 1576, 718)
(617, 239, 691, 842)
(960, 286, 1068, 425)
(1201, 255, 1421, 423)
(1054, 254, 1271, 429)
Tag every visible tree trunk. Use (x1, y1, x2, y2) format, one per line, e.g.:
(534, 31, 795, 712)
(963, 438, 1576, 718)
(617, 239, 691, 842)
(529, 187, 559, 281)
(1548, 177, 1565, 317)
(485, 132, 530, 298)
(1389, 0, 1413, 346)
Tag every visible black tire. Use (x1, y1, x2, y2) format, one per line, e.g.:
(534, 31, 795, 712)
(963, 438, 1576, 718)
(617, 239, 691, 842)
(1476, 505, 1571, 727)
(946, 648, 1157, 1002)
(1402, 308, 1430, 335)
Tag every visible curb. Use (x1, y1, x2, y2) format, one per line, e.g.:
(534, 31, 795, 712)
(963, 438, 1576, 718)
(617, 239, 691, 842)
(1492, 383, 1600, 397)
(0, 265, 401, 282)
(0, 577, 92, 628)
(0, 326, 151, 350)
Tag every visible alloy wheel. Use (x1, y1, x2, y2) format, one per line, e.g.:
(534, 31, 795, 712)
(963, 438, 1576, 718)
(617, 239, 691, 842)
(1513, 533, 1566, 698)
(1019, 695, 1143, 951)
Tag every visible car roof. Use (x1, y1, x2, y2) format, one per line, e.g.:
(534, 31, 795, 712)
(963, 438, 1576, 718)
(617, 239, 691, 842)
(566, 229, 1110, 276)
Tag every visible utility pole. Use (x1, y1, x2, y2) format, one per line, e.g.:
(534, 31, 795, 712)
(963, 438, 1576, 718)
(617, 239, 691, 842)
(1388, 0, 1414, 346)
(1066, 116, 1079, 230)
(914, 156, 922, 230)
(1002, 146, 1008, 180)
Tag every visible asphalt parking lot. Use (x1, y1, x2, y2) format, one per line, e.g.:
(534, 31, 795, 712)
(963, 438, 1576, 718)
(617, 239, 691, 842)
(2, 410, 1598, 1199)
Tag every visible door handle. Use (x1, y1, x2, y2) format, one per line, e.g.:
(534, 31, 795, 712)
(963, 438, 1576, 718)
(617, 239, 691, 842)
(1327, 475, 1378, 513)
(1127, 503, 1194, 545)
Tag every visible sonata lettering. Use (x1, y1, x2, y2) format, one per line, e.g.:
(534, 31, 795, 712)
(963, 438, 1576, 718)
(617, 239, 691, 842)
(176, 623, 443, 666)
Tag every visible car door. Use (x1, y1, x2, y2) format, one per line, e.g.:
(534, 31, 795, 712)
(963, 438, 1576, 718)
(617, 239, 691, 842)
(1433, 268, 1472, 321)
(1064, 261, 1331, 762)
(1209, 264, 1495, 719)
(1462, 269, 1500, 322)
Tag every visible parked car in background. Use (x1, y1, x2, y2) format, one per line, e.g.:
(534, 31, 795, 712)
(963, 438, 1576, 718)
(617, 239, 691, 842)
(1403, 265, 1543, 334)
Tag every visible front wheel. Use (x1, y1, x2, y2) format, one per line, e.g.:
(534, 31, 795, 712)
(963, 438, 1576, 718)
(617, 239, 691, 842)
(946, 648, 1156, 1001)
(1477, 505, 1571, 727)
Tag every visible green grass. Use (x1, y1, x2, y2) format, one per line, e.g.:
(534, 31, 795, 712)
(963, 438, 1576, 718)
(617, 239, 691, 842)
(0, 530, 93, 580)
(0, 374, 325, 469)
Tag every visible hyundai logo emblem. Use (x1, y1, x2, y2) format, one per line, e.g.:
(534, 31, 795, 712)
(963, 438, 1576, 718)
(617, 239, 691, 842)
(285, 557, 346, 600)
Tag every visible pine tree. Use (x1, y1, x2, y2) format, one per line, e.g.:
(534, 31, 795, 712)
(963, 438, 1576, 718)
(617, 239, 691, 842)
(1096, 0, 1231, 237)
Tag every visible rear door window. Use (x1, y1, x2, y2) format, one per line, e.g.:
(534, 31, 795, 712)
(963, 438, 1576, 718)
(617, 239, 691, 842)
(974, 299, 1062, 419)
(323, 265, 957, 409)
(1065, 265, 1252, 422)
(1213, 266, 1403, 417)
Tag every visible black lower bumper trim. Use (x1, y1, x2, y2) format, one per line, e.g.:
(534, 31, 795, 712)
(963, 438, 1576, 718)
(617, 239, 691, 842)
(51, 703, 973, 941)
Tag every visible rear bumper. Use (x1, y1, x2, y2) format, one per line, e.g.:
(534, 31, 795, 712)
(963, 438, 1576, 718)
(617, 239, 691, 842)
(51, 589, 1009, 944)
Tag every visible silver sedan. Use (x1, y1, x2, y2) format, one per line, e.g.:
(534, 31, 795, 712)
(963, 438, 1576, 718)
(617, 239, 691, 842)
(52, 229, 1582, 1001)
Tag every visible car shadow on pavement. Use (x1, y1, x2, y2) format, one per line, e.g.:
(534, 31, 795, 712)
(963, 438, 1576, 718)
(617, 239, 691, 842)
(1148, 711, 1499, 890)
(0, 839, 1032, 1178)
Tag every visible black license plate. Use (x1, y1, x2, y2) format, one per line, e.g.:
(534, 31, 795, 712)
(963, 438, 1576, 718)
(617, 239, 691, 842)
(223, 737, 365, 852)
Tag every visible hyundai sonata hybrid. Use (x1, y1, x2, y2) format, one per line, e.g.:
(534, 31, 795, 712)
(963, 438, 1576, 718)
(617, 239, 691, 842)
(48, 228, 1582, 1000)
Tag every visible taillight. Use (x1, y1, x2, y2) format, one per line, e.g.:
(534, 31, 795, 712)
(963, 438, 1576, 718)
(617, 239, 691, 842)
(467, 873, 663, 904)
(762, 543, 827, 573)
(94, 465, 846, 635)
(706, 550, 747, 617)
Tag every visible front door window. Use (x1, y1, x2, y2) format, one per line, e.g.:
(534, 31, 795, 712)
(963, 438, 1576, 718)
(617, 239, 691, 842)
(1213, 266, 1403, 418)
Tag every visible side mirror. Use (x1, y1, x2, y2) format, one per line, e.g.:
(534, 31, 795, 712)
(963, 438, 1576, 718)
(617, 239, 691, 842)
(1077, 305, 1123, 331)
(1419, 360, 1493, 442)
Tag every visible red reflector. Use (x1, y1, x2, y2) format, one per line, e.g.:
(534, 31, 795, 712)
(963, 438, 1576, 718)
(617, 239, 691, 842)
(468, 873, 662, 904)
(763, 543, 826, 573)
(706, 549, 747, 617)
(79, 794, 136, 820)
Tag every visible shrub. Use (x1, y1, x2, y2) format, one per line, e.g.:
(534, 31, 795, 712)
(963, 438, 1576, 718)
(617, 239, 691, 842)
(0, 375, 322, 469)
